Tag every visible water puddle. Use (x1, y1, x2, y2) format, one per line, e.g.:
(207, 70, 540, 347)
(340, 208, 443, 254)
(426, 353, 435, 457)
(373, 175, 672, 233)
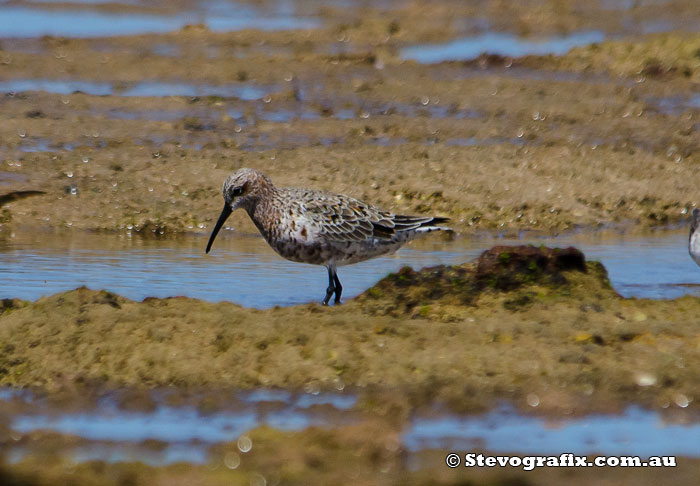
(0, 130, 527, 155)
(0, 171, 29, 185)
(150, 43, 180, 57)
(3, 388, 356, 465)
(432, 65, 623, 86)
(3, 137, 105, 153)
(3, 387, 700, 466)
(401, 31, 606, 64)
(0, 3, 319, 39)
(102, 100, 481, 125)
(601, 0, 672, 10)
(445, 137, 525, 147)
(99, 108, 191, 122)
(31, 0, 141, 3)
(258, 108, 320, 122)
(14, 137, 54, 153)
(0, 79, 271, 100)
(117, 81, 269, 100)
(1, 80, 484, 125)
(404, 405, 700, 456)
(1, 229, 699, 307)
(13, 393, 356, 444)
(334, 108, 355, 120)
(236, 100, 482, 124)
(649, 94, 700, 115)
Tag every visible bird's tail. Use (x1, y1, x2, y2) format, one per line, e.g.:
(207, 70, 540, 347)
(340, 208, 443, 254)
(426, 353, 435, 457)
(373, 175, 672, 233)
(396, 215, 451, 233)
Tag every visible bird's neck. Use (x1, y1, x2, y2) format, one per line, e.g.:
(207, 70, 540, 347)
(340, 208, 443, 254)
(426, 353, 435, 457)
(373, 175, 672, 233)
(245, 186, 282, 241)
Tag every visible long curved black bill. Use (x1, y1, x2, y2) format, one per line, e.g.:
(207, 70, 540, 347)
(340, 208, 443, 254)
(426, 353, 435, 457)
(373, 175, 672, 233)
(206, 204, 233, 254)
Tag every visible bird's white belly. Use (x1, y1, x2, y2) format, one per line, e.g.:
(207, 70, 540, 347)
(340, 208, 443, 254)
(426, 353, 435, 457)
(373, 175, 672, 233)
(331, 238, 406, 266)
(690, 232, 700, 266)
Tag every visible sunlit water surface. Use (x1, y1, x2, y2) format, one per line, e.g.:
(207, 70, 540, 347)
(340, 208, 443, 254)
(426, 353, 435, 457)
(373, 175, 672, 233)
(1, 228, 699, 307)
(401, 31, 606, 63)
(3, 389, 700, 466)
(0, 3, 319, 38)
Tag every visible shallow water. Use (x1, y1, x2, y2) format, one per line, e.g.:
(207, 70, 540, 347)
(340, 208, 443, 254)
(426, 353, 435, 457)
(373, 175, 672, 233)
(0, 171, 29, 185)
(404, 404, 700, 456)
(401, 31, 606, 64)
(0, 230, 464, 306)
(0, 4, 319, 39)
(4, 388, 700, 465)
(651, 93, 700, 115)
(0, 228, 699, 306)
(5, 388, 356, 465)
(445, 137, 525, 147)
(7, 133, 512, 154)
(0, 79, 271, 100)
(12, 393, 356, 444)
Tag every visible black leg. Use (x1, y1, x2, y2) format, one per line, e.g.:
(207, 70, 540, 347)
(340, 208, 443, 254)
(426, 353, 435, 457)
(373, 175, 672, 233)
(323, 266, 335, 305)
(333, 271, 342, 304)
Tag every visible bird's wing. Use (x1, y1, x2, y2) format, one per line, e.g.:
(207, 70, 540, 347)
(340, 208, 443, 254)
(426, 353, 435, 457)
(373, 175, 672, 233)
(0, 190, 45, 207)
(299, 192, 397, 242)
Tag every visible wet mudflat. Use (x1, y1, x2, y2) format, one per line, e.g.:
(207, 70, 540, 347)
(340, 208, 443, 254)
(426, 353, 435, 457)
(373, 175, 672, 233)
(1, 0, 700, 484)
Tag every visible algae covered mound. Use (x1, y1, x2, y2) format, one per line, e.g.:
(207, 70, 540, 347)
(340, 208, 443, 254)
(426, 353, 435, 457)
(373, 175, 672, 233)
(358, 245, 616, 316)
(475, 245, 587, 289)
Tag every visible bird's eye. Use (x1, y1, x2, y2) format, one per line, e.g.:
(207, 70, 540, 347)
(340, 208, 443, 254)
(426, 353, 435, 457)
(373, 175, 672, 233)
(232, 187, 243, 197)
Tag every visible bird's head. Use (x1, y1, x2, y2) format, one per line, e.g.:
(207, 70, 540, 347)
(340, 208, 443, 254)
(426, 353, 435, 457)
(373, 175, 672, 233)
(206, 168, 273, 254)
(691, 208, 700, 235)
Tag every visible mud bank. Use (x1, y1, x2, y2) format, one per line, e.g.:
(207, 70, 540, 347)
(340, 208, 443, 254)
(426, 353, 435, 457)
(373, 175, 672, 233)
(0, 28, 698, 236)
(1, 246, 698, 417)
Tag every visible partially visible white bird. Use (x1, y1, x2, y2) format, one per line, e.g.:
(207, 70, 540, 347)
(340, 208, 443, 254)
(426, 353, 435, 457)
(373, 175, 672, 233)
(689, 208, 700, 267)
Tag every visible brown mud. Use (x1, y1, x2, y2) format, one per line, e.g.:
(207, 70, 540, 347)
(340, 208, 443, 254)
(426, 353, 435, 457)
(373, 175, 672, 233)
(0, 14, 698, 236)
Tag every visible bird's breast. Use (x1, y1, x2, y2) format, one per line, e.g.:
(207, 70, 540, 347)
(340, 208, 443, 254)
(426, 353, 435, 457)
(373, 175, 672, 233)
(690, 231, 700, 265)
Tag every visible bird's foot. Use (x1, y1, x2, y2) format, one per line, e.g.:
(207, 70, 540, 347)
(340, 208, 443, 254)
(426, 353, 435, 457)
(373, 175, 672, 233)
(322, 286, 334, 305)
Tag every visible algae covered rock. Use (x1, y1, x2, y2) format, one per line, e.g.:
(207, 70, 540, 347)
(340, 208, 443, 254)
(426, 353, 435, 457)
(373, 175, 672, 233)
(476, 245, 586, 290)
(358, 245, 614, 316)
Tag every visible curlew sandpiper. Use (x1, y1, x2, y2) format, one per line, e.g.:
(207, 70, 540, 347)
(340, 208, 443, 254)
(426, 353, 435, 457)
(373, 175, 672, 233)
(206, 168, 450, 305)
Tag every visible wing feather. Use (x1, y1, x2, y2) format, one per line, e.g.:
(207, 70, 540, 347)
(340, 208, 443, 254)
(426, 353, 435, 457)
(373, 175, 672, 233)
(285, 188, 449, 243)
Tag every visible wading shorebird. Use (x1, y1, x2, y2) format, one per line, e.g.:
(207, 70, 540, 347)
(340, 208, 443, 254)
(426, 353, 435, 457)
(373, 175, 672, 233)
(206, 168, 450, 305)
(689, 208, 700, 267)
